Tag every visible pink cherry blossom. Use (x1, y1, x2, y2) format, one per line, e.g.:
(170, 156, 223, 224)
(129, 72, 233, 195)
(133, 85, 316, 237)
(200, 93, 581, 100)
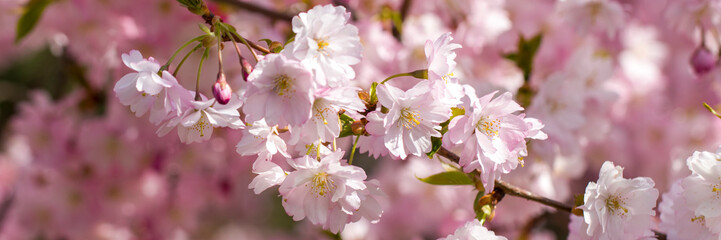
(278, 151, 383, 234)
(365, 83, 450, 159)
(445, 88, 546, 190)
(284, 4, 362, 87)
(243, 53, 315, 127)
(579, 161, 659, 240)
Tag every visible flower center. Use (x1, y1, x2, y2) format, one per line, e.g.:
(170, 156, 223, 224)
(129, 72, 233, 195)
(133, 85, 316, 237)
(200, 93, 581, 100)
(712, 183, 721, 199)
(316, 38, 331, 56)
(605, 194, 629, 216)
(476, 116, 501, 138)
(691, 215, 707, 227)
(311, 172, 335, 196)
(313, 101, 332, 125)
(273, 74, 294, 97)
(191, 113, 210, 137)
(398, 107, 422, 129)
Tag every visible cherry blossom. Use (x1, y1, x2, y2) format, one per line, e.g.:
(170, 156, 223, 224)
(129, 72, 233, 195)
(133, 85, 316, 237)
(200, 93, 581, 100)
(579, 161, 659, 240)
(243, 54, 315, 127)
(682, 147, 721, 235)
(284, 4, 362, 87)
(278, 151, 383, 233)
(445, 88, 546, 190)
(439, 219, 507, 240)
(365, 83, 450, 159)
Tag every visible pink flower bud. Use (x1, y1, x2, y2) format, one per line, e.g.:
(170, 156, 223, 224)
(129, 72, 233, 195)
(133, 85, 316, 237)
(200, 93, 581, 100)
(213, 72, 232, 104)
(690, 46, 715, 76)
(241, 57, 253, 81)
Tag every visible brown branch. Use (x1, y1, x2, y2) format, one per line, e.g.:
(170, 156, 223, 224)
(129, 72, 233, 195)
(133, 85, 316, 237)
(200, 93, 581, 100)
(435, 146, 573, 213)
(494, 179, 572, 212)
(211, 0, 293, 22)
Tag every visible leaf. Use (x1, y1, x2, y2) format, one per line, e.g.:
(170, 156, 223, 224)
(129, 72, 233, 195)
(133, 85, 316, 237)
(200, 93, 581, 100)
(426, 136, 443, 158)
(416, 171, 474, 185)
(369, 82, 379, 105)
(338, 114, 357, 138)
(15, 0, 53, 43)
(473, 190, 485, 221)
(259, 39, 273, 48)
(503, 34, 543, 82)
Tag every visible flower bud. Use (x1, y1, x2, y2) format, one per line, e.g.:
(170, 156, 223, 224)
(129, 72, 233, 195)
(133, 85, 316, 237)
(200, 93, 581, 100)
(690, 45, 715, 75)
(213, 72, 232, 104)
(241, 57, 253, 81)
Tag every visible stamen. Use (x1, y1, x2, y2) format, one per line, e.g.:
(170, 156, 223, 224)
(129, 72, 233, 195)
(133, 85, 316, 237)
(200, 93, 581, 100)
(311, 172, 335, 196)
(398, 107, 422, 129)
(476, 116, 501, 138)
(605, 195, 629, 216)
(273, 74, 294, 97)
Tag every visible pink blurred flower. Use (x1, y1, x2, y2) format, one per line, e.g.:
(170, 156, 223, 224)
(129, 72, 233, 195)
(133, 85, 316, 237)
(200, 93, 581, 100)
(439, 219, 507, 240)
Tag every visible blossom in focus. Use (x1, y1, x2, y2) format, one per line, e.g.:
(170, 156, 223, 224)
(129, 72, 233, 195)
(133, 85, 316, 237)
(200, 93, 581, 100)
(235, 119, 291, 162)
(278, 151, 383, 234)
(445, 88, 546, 190)
(682, 147, 721, 234)
(114, 50, 171, 96)
(439, 219, 507, 240)
(284, 4, 362, 87)
(659, 180, 718, 240)
(579, 161, 659, 240)
(243, 54, 314, 127)
(365, 83, 450, 159)
(157, 95, 244, 143)
(248, 160, 286, 195)
(289, 86, 366, 145)
(115, 70, 192, 124)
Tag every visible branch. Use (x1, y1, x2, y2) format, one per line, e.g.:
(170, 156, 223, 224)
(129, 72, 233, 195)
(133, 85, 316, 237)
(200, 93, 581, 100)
(198, 12, 271, 54)
(435, 146, 573, 213)
(211, 0, 293, 22)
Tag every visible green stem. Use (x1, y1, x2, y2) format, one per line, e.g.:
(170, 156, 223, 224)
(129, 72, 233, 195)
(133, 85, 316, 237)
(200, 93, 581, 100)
(231, 30, 259, 62)
(195, 47, 211, 101)
(162, 35, 206, 71)
(380, 72, 413, 84)
(173, 44, 202, 76)
(348, 135, 361, 165)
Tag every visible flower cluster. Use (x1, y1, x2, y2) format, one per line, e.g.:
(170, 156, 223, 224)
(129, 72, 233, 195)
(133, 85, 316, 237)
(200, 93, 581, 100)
(9, 0, 721, 239)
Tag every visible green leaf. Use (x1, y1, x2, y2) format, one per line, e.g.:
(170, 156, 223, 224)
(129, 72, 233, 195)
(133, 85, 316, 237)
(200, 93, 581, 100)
(338, 113, 357, 138)
(504, 34, 543, 82)
(416, 171, 474, 185)
(15, 0, 53, 43)
(369, 82, 379, 105)
(426, 136, 443, 158)
(259, 39, 273, 48)
(473, 190, 485, 221)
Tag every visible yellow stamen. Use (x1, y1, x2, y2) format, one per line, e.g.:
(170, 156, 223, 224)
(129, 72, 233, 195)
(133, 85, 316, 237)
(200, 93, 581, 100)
(311, 172, 335, 196)
(273, 74, 294, 97)
(605, 195, 629, 216)
(476, 116, 501, 138)
(398, 107, 422, 129)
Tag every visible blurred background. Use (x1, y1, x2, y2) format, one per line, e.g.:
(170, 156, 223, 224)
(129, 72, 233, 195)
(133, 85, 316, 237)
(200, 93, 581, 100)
(1, 0, 721, 239)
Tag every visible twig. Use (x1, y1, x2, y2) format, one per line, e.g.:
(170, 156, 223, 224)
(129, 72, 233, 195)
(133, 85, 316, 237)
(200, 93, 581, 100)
(211, 0, 293, 22)
(435, 146, 573, 213)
